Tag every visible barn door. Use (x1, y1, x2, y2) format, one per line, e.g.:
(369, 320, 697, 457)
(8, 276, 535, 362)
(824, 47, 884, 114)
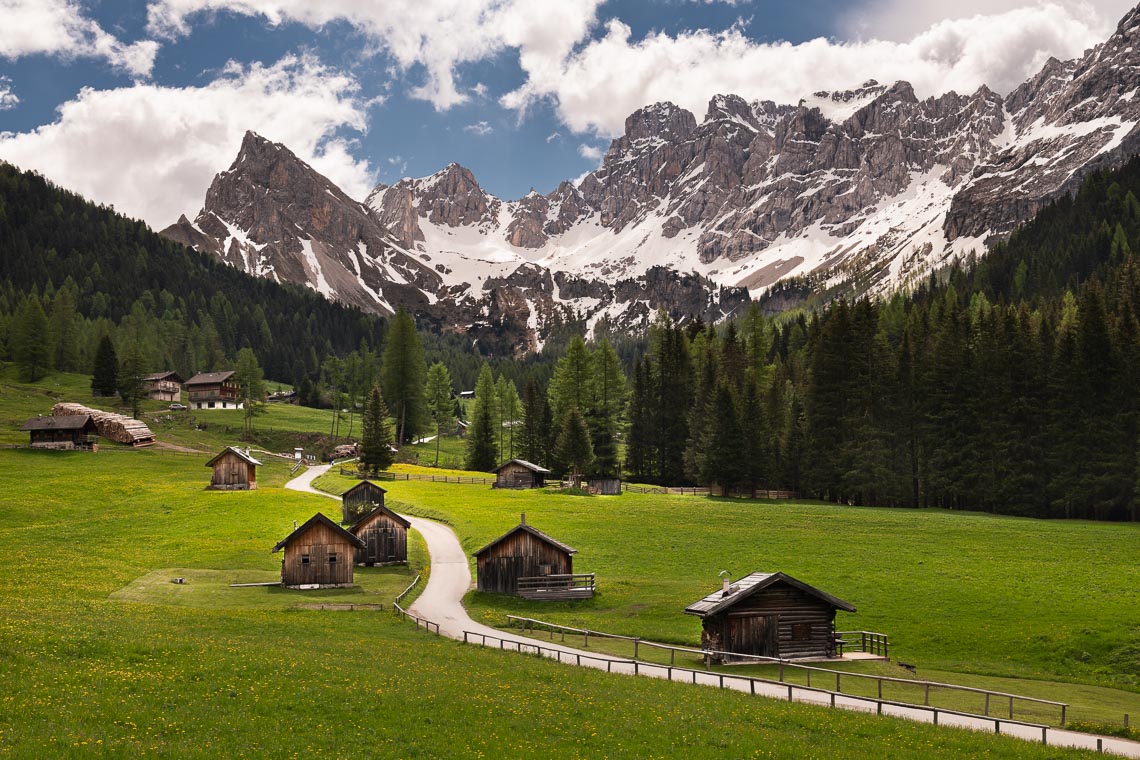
(727, 614, 779, 658)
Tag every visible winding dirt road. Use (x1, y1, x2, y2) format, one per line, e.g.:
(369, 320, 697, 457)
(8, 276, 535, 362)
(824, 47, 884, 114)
(284, 465, 1140, 757)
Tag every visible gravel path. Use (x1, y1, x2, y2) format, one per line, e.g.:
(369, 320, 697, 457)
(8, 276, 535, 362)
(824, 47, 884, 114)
(284, 465, 1140, 757)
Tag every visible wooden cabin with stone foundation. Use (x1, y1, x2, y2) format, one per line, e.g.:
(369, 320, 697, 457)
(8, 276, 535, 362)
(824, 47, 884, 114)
(273, 513, 365, 589)
(684, 571, 856, 662)
(205, 447, 261, 490)
(349, 503, 410, 566)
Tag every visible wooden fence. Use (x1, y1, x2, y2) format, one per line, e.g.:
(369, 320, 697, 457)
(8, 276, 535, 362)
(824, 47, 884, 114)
(517, 573, 595, 600)
(340, 468, 493, 485)
(391, 574, 440, 634)
(504, 615, 1068, 726)
(837, 630, 889, 657)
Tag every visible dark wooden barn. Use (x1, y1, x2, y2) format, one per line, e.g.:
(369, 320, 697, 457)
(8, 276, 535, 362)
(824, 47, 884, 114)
(587, 477, 622, 495)
(475, 514, 594, 599)
(340, 480, 388, 523)
(349, 503, 410, 566)
(273, 513, 365, 589)
(493, 459, 550, 489)
(684, 572, 856, 662)
(205, 447, 261, 490)
(21, 415, 98, 451)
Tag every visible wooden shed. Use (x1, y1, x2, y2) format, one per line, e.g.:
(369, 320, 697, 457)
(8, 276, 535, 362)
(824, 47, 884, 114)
(21, 415, 98, 451)
(273, 513, 365, 589)
(493, 458, 550, 489)
(205, 446, 261, 490)
(587, 477, 622, 495)
(684, 572, 856, 662)
(475, 514, 593, 599)
(349, 503, 410, 566)
(340, 480, 388, 523)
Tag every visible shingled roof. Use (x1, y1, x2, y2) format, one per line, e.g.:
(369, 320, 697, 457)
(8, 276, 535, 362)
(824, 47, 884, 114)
(684, 571, 856, 618)
(474, 516, 575, 557)
(493, 458, 551, 474)
(186, 370, 235, 385)
(273, 512, 365, 553)
(20, 414, 95, 431)
(205, 446, 262, 467)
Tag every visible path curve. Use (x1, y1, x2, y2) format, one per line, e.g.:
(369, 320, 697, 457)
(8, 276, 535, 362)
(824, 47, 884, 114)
(284, 466, 1140, 757)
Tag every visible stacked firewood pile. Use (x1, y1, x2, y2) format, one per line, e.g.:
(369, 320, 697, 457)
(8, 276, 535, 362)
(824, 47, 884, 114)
(52, 403, 156, 446)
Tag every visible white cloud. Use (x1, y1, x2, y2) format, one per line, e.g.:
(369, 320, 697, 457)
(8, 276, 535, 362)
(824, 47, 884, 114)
(577, 143, 604, 161)
(145, 0, 602, 110)
(0, 0, 159, 77)
(545, 131, 562, 143)
(502, 3, 1127, 138)
(0, 77, 17, 110)
(843, 0, 1131, 41)
(0, 54, 374, 228)
(463, 120, 493, 136)
(471, 82, 488, 98)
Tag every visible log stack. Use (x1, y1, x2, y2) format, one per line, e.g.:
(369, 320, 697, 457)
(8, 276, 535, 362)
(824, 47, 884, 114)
(52, 403, 156, 446)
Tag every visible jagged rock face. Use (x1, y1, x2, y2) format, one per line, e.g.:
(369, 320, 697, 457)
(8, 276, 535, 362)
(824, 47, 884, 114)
(161, 131, 440, 314)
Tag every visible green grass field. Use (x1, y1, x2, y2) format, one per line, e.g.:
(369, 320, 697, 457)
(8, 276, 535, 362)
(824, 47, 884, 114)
(313, 468, 1140, 727)
(0, 368, 1125, 756)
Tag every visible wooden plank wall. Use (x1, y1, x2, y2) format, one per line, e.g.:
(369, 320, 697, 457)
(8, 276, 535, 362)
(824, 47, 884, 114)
(495, 463, 540, 488)
(342, 483, 385, 522)
(704, 583, 837, 659)
(209, 452, 255, 490)
(352, 511, 407, 565)
(282, 522, 356, 587)
(477, 532, 571, 593)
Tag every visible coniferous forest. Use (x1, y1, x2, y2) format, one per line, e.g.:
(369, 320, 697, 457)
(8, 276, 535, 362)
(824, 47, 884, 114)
(3, 157, 1140, 521)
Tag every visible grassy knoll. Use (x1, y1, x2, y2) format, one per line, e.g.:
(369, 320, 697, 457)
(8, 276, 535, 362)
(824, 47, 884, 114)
(0, 450, 1089, 758)
(400, 432, 469, 469)
(313, 469, 1140, 726)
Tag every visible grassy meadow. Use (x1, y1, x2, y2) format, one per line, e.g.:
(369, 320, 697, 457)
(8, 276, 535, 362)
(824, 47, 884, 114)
(314, 468, 1140, 727)
(0, 366, 1126, 756)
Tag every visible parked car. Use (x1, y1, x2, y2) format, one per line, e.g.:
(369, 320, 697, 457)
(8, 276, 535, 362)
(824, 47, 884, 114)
(169, 403, 188, 411)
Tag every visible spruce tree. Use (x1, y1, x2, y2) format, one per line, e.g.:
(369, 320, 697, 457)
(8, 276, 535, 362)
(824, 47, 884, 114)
(234, 348, 267, 439)
(589, 336, 626, 477)
(425, 361, 455, 467)
(465, 364, 499, 472)
(547, 335, 594, 428)
(519, 377, 548, 465)
(704, 384, 746, 495)
(556, 407, 594, 487)
(360, 385, 394, 475)
(381, 307, 427, 445)
(117, 340, 147, 419)
(91, 335, 119, 396)
(12, 295, 51, 382)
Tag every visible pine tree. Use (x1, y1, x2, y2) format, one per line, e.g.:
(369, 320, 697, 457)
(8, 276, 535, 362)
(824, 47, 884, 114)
(465, 364, 499, 472)
(381, 307, 427, 445)
(556, 407, 594, 487)
(547, 335, 594, 428)
(117, 340, 147, 419)
(519, 377, 548, 466)
(624, 356, 654, 480)
(704, 384, 746, 495)
(49, 283, 79, 372)
(91, 335, 119, 396)
(12, 295, 51, 382)
(589, 336, 626, 477)
(425, 361, 455, 467)
(360, 384, 394, 475)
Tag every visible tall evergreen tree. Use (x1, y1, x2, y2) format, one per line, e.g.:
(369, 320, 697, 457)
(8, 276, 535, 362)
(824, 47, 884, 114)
(381, 307, 427, 446)
(556, 407, 594, 486)
(519, 377, 549, 466)
(425, 361, 455, 467)
(465, 364, 499, 472)
(117, 340, 147, 419)
(91, 335, 118, 396)
(12, 295, 51, 382)
(360, 384, 394, 475)
(589, 337, 626, 477)
(234, 348, 267, 439)
(704, 384, 746, 495)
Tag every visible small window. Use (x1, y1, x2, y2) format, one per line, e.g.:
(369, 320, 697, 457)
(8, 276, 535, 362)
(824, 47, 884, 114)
(328, 553, 338, 564)
(208, 401, 216, 409)
(791, 623, 812, 641)
(300, 554, 310, 565)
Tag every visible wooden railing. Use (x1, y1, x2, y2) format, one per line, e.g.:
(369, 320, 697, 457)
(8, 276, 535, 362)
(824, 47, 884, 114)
(516, 573, 595, 600)
(289, 460, 306, 476)
(394, 574, 421, 607)
(504, 616, 1069, 726)
(340, 468, 492, 485)
(837, 630, 889, 657)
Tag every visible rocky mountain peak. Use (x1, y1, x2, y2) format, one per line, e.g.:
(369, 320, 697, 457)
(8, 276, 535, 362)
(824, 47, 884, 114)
(623, 101, 697, 143)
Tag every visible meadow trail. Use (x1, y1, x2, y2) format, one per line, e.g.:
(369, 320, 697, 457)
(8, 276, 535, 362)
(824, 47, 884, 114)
(284, 466, 1140, 758)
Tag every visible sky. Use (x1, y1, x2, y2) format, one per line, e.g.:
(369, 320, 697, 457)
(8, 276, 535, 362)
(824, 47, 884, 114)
(0, 0, 1134, 229)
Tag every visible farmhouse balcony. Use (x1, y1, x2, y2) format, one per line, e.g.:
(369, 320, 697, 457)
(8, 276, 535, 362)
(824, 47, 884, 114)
(517, 573, 595, 600)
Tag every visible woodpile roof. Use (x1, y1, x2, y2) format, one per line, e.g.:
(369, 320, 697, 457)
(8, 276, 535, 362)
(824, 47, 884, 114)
(494, 458, 551, 474)
(273, 513, 365, 553)
(205, 446, 262, 467)
(684, 571, 856, 617)
(186, 370, 235, 385)
(21, 414, 95, 431)
(51, 403, 155, 446)
(475, 517, 576, 557)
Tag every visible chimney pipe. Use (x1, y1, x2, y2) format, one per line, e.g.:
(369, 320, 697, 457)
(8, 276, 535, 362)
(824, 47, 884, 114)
(520, 513, 526, 526)
(293, 520, 298, 530)
(719, 570, 732, 595)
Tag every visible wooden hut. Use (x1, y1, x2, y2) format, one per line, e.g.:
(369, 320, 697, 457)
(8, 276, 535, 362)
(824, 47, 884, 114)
(475, 514, 593, 599)
(21, 415, 98, 451)
(185, 370, 242, 410)
(205, 446, 261, 490)
(349, 503, 410, 566)
(684, 572, 856, 662)
(142, 371, 184, 402)
(493, 459, 550, 489)
(340, 480, 388, 523)
(587, 477, 622, 495)
(273, 513, 365, 589)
